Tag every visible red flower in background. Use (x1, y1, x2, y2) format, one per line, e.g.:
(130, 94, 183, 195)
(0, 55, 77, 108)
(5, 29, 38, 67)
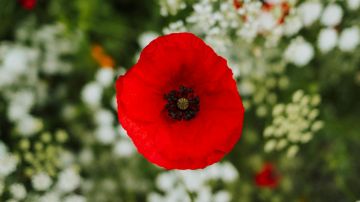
(116, 33, 244, 169)
(233, 0, 243, 9)
(255, 163, 280, 188)
(19, 0, 36, 10)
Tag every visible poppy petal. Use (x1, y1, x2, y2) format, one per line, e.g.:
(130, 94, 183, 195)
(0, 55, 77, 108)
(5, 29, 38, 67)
(116, 32, 244, 169)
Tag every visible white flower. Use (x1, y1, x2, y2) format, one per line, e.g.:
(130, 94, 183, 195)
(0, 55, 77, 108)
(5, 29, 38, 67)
(160, 0, 186, 16)
(63, 194, 86, 202)
(95, 68, 114, 87)
(59, 151, 76, 167)
(285, 38, 314, 67)
(264, 140, 277, 152)
(195, 186, 212, 202)
(3, 47, 29, 74)
(56, 168, 81, 193)
(347, 0, 360, 10)
(15, 115, 43, 137)
(7, 91, 35, 121)
(298, 2, 322, 27)
(0, 154, 18, 177)
(257, 12, 277, 32)
(239, 80, 255, 96)
(177, 170, 205, 192)
(9, 183, 27, 200)
(113, 139, 135, 158)
(317, 28, 338, 53)
(213, 191, 231, 202)
(32, 172, 52, 191)
(164, 185, 191, 202)
(203, 163, 222, 180)
(338, 26, 360, 52)
(138, 32, 159, 48)
(39, 192, 61, 202)
(155, 172, 177, 192)
(95, 126, 116, 144)
(321, 4, 343, 27)
(0, 68, 16, 87)
(220, 162, 238, 182)
(286, 145, 299, 158)
(94, 109, 114, 126)
(283, 16, 303, 36)
(81, 82, 103, 107)
(8, 104, 29, 122)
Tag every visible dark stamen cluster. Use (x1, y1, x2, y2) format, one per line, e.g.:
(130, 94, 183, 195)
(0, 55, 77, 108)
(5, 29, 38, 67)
(164, 86, 200, 121)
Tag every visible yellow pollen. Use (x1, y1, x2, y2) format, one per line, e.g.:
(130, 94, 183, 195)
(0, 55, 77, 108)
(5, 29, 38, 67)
(177, 98, 189, 110)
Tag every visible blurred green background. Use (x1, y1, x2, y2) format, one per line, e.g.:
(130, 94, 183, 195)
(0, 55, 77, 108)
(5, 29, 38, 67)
(0, 0, 360, 201)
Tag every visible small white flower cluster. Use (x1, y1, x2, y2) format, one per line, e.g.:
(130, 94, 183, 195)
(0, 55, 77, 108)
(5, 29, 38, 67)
(163, 20, 187, 34)
(1, 166, 84, 202)
(32, 167, 85, 202)
(0, 44, 44, 137)
(147, 162, 238, 202)
(263, 90, 324, 158)
(315, 2, 360, 53)
(81, 67, 130, 147)
(347, 0, 360, 10)
(112, 126, 136, 158)
(239, 62, 289, 116)
(39, 25, 81, 74)
(235, 0, 301, 45)
(138, 31, 159, 48)
(159, 0, 187, 16)
(80, 64, 136, 158)
(32, 172, 53, 191)
(318, 26, 360, 53)
(297, 1, 322, 27)
(165, 0, 306, 47)
(0, 21, 82, 138)
(284, 37, 314, 67)
(0, 22, 86, 201)
(81, 68, 116, 109)
(0, 141, 18, 178)
(9, 183, 27, 200)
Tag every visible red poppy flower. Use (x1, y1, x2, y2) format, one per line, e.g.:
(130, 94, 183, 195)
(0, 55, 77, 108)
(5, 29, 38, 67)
(19, 0, 36, 10)
(255, 163, 280, 188)
(116, 33, 244, 169)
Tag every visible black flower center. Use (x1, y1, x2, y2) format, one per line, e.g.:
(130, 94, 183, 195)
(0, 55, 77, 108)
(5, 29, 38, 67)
(164, 86, 200, 121)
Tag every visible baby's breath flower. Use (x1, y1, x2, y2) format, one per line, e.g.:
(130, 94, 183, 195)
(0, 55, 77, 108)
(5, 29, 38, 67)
(284, 37, 314, 67)
(286, 145, 299, 158)
(263, 90, 323, 157)
(0, 153, 18, 177)
(321, 4, 343, 27)
(9, 183, 27, 200)
(56, 167, 81, 193)
(32, 172, 52, 191)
